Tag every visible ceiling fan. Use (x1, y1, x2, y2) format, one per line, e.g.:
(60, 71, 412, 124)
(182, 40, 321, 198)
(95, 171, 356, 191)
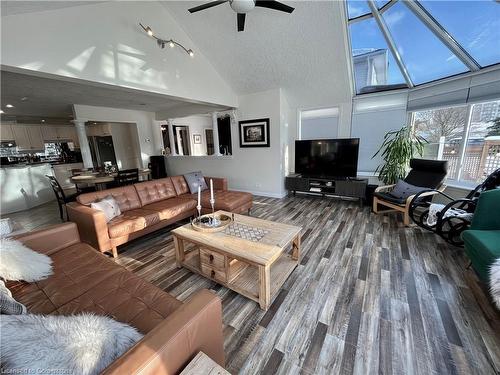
(188, 0, 294, 32)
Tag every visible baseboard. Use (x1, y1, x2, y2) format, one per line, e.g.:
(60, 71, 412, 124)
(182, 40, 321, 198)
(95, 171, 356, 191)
(233, 188, 287, 199)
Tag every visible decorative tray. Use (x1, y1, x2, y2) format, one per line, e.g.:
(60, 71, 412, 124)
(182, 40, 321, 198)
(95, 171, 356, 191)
(191, 213, 233, 233)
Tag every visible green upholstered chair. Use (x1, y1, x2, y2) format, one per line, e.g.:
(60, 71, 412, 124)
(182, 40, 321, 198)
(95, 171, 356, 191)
(461, 189, 500, 282)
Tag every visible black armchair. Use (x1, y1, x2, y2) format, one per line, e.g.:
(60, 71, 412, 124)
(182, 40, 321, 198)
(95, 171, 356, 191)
(372, 159, 448, 226)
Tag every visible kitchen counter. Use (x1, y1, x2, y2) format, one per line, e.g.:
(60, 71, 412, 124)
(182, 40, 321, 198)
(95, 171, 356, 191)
(0, 163, 56, 215)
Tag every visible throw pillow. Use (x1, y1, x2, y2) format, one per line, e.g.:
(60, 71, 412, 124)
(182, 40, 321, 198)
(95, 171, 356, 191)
(91, 195, 121, 222)
(183, 171, 208, 194)
(0, 238, 53, 282)
(0, 280, 26, 315)
(0, 313, 143, 375)
(389, 179, 428, 200)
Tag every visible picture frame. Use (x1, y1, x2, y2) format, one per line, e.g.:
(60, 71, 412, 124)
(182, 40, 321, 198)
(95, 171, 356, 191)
(239, 118, 270, 147)
(193, 134, 202, 144)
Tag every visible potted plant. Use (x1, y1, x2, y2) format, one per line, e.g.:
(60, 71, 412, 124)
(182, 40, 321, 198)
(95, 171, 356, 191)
(373, 124, 427, 185)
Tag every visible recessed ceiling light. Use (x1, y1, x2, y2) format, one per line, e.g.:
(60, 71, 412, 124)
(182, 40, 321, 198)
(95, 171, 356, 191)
(41, 119, 45, 123)
(0, 110, 4, 114)
(5, 104, 14, 108)
(21, 97, 28, 101)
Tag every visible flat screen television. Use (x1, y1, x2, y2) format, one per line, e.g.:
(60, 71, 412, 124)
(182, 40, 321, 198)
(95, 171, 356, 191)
(295, 138, 359, 178)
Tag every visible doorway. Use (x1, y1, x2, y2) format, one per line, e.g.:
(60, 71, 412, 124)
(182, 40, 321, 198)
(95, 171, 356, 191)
(205, 128, 214, 155)
(173, 125, 191, 156)
(217, 117, 232, 155)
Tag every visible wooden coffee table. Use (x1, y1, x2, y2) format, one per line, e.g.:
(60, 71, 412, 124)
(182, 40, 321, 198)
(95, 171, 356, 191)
(172, 211, 302, 310)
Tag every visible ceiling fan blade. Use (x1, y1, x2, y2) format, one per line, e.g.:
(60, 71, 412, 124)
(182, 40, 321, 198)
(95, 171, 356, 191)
(255, 0, 294, 13)
(188, 0, 228, 13)
(237, 13, 246, 32)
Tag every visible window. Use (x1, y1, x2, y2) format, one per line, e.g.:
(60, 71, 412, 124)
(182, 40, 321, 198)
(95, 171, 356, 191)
(299, 107, 339, 140)
(420, 0, 500, 67)
(382, 2, 468, 85)
(412, 99, 500, 185)
(349, 18, 407, 94)
(346, 0, 500, 95)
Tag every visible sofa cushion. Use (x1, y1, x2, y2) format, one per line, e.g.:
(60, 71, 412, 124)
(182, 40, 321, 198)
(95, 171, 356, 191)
(77, 186, 141, 212)
(171, 175, 190, 196)
(195, 190, 253, 212)
(9, 243, 122, 312)
(57, 270, 182, 334)
(463, 229, 500, 281)
(107, 209, 158, 239)
(134, 178, 177, 206)
(143, 197, 197, 221)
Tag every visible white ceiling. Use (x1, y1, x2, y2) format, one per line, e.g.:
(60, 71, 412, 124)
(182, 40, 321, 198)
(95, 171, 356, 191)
(0, 1, 104, 17)
(161, 1, 353, 104)
(0, 69, 228, 122)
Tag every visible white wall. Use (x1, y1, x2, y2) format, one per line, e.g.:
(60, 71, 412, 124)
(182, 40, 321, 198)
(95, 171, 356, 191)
(165, 88, 285, 197)
(169, 115, 212, 156)
(300, 116, 339, 140)
(73, 105, 159, 168)
(0, 1, 237, 108)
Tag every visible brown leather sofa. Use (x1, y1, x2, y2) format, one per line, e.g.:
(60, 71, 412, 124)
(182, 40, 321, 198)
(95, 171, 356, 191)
(67, 175, 252, 257)
(9, 222, 225, 375)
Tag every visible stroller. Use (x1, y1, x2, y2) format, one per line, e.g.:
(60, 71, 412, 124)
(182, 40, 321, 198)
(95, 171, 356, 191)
(408, 168, 500, 246)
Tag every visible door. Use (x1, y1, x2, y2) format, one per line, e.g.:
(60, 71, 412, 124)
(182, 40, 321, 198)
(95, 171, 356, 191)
(205, 129, 214, 155)
(89, 136, 117, 167)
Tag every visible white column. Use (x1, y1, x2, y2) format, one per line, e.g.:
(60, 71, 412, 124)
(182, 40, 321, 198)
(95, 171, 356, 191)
(167, 119, 177, 156)
(72, 120, 93, 168)
(211, 112, 221, 156)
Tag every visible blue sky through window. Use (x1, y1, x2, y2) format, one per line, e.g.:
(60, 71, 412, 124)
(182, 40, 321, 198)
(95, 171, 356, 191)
(382, 1, 468, 84)
(350, 17, 406, 90)
(347, 0, 371, 19)
(420, 0, 500, 67)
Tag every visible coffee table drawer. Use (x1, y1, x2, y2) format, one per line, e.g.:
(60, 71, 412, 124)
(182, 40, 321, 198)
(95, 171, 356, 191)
(201, 263, 227, 283)
(200, 248, 225, 270)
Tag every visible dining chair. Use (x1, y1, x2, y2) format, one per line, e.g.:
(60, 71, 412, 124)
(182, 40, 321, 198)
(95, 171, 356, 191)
(115, 168, 139, 186)
(46, 175, 78, 221)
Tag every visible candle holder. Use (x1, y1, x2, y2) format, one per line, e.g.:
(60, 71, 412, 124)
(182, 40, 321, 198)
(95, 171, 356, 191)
(209, 198, 219, 226)
(196, 204, 202, 222)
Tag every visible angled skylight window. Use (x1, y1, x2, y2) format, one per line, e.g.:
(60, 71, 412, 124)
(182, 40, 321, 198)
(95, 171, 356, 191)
(350, 17, 406, 93)
(347, 0, 371, 19)
(420, 0, 500, 67)
(346, 0, 500, 95)
(382, 2, 468, 85)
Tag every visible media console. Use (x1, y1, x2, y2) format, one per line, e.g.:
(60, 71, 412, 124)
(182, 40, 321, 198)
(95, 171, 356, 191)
(285, 174, 368, 206)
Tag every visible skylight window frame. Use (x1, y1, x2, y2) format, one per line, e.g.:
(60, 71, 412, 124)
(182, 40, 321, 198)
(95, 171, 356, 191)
(366, 0, 414, 87)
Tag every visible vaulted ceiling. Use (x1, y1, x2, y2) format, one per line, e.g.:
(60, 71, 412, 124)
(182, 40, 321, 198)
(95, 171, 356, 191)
(161, 1, 353, 105)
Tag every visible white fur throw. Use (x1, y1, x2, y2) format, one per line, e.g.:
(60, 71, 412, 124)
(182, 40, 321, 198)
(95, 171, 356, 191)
(0, 313, 143, 375)
(490, 258, 500, 310)
(0, 238, 53, 282)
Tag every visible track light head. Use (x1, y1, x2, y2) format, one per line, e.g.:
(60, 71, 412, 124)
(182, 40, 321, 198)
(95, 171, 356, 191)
(188, 49, 194, 57)
(145, 26, 153, 36)
(169, 40, 175, 48)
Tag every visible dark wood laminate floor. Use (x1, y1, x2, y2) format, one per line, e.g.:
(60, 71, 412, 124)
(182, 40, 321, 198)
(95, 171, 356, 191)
(4, 196, 500, 374)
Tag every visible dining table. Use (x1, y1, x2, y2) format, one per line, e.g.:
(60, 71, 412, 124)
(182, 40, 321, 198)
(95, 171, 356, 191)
(70, 169, 151, 191)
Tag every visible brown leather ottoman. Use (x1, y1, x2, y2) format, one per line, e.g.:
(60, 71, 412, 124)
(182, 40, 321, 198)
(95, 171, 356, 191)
(197, 190, 253, 214)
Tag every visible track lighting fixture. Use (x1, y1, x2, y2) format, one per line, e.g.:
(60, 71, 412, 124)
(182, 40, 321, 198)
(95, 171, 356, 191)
(140, 23, 194, 57)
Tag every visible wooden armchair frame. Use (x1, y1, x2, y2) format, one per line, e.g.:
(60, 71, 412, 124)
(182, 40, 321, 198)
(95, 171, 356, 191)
(373, 184, 447, 226)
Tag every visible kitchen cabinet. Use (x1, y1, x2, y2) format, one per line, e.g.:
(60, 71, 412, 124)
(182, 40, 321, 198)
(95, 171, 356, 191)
(41, 125, 58, 140)
(12, 125, 44, 151)
(42, 125, 78, 142)
(0, 124, 15, 141)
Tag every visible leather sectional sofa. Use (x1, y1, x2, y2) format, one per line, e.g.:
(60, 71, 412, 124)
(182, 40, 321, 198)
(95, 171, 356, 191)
(9, 222, 224, 375)
(67, 175, 252, 257)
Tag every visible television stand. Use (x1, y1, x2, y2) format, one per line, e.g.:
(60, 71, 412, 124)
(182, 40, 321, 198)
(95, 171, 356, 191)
(285, 175, 368, 206)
